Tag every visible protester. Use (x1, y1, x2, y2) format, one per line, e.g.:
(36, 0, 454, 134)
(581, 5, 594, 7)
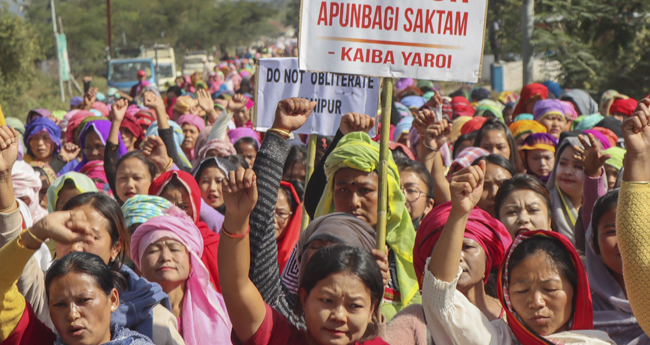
(46, 171, 98, 212)
(533, 99, 568, 139)
(512, 83, 549, 117)
(473, 118, 525, 173)
(397, 159, 435, 230)
(561, 89, 599, 116)
(192, 156, 236, 214)
(520, 132, 557, 182)
(176, 114, 205, 161)
(508, 119, 547, 150)
(275, 181, 302, 272)
(470, 154, 516, 216)
(493, 174, 553, 237)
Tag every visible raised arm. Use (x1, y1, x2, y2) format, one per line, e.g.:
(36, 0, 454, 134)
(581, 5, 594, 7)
(0, 126, 19, 214)
(144, 91, 170, 130)
(618, 99, 650, 336)
(413, 109, 452, 204)
(219, 167, 264, 342)
(106, 99, 129, 202)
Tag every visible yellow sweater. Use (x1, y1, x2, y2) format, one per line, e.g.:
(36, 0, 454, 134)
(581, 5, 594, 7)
(0, 235, 37, 342)
(617, 181, 650, 337)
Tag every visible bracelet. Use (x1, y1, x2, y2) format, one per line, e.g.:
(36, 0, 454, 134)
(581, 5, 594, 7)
(622, 180, 650, 185)
(221, 225, 250, 239)
(422, 141, 439, 152)
(163, 158, 174, 172)
(0, 200, 16, 213)
(267, 128, 291, 139)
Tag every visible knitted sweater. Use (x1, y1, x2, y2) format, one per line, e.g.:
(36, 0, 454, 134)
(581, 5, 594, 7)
(617, 181, 650, 337)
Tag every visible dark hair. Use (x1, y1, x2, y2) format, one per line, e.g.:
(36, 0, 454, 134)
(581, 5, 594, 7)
(297, 245, 383, 340)
(226, 154, 249, 169)
(453, 132, 477, 159)
(494, 174, 552, 222)
(507, 236, 577, 305)
(32, 166, 47, 179)
(116, 151, 159, 182)
(45, 252, 126, 302)
(591, 189, 619, 255)
(391, 148, 410, 164)
(63, 193, 129, 271)
(398, 160, 435, 199)
(472, 153, 516, 177)
(234, 137, 259, 152)
(283, 145, 307, 181)
(279, 185, 299, 214)
(167, 86, 183, 97)
(474, 118, 524, 173)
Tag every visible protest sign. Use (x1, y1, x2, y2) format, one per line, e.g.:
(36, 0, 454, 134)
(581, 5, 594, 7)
(254, 57, 380, 136)
(299, 0, 488, 82)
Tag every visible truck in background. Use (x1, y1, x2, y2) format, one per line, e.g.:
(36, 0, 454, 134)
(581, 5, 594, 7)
(182, 51, 208, 76)
(107, 58, 156, 94)
(141, 44, 176, 89)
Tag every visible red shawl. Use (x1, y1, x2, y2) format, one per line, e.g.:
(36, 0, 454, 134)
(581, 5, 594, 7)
(497, 230, 593, 344)
(149, 170, 221, 292)
(512, 83, 549, 117)
(277, 181, 302, 272)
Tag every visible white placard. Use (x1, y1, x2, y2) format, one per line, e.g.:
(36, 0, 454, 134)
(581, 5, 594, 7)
(299, 0, 488, 82)
(254, 58, 380, 136)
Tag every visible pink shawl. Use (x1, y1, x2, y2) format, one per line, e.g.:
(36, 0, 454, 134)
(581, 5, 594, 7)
(11, 160, 48, 222)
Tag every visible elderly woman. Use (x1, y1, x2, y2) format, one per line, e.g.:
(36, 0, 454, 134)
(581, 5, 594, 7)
(11, 160, 48, 223)
(176, 114, 205, 162)
(131, 213, 232, 345)
(533, 99, 568, 140)
(23, 117, 70, 172)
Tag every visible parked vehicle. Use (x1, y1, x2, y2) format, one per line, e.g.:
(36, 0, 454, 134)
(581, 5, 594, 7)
(107, 58, 156, 94)
(182, 51, 208, 76)
(141, 44, 176, 89)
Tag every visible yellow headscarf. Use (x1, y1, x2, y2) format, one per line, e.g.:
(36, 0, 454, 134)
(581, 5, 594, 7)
(315, 132, 420, 320)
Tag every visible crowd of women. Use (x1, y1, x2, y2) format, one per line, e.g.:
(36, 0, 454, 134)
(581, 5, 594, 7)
(2, 63, 650, 345)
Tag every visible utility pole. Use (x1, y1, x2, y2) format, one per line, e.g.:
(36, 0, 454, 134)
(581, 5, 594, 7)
(522, 0, 534, 85)
(106, 0, 112, 58)
(51, 0, 64, 102)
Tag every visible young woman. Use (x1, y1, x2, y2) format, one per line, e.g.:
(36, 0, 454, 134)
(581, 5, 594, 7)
(275, 181, 302, 272)
(397, 160, 435, 230)
(474, 118, 525, 173)
(422, 161, 614, 344)
(508, 119, 547, 150)
(176, 114, 205, 162)
(494, 174, 553, 238)
(520, 133, 557, 182)
(471, 154, 516, 216)
(67, 119, 127, 174)
(119, 113, 144, 152)
(218, 168, 389, 345)
(603, 147, 625, 191)
(46, 172, 98, 212)
(229, 127, 261, 168)
(111, 151, 159, 204)
(131, 213, 232, 344)
(533, 99, 568, 140)
(0, 249, 155, 345)
(192, 157, 236, 215)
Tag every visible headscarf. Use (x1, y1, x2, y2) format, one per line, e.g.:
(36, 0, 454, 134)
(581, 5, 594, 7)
(447, 147, 489, 182)
(314, 132, 419, 311)
(546, 136, 583, 243)
(74, 119, 127, 172)
(508, 119, 547, 140)
(227, 127, 261, 148)
(30, 161, 57, 184)
(574, 114, 605, 131)
(451, 96, 475, 117)
(599, 90, 623, 116)
(474, 99, 505, 121)
(191, 156, 236, 181)
(23, 117, 61, 156)
(173, 95, 198, 115)
(513, 114, 534, 122)
(121, 195, 173, 228)
(532, 99, 565, 122)
(513, 83, 549, 117)
(78, 160, 113, 197)
(542, 80, 563, 98)
(583, 129, 612, 150)
(91, 102, 110, 117)
(520, 133, 558, 182)
(26, 109, 52, 124)
(560, 89, 599, 116)
(177, 114, 206, 133)
(46, 172, 98, 213)
(595, 117, 623, 140)
(70, 96, 83, 108)
(12, 160, 48, 222)
(119, 113, 144, 149)
(471, 88, 491, 102)
(609, 98, 638, 117)
(414, 202, 511, 288)
(146, 120, 192, 169)
(395, 78, 414, 92)
(604, 147, 625, 171)
(498, 91, 519, 105)
(131, 214, 232, 345)
(209, 71, 225, 94)
(134, 109, 156, 129)
(277, 181, 303, 273)
(194, 139, 236, 166)
(65, 110, 95, 144)
(460, 117, 488, 135)
(450, 116, 473, 143)
(6, 117, 25, 135)
(400, 95, 426, 110)
(561, 101, 579, 121)
(394, 116, 414, 142)
(498, 230, 594, 344)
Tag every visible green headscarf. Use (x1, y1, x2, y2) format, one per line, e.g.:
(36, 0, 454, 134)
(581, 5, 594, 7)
(315, 132, 420, 320)
(474, 99, 505, 122)
(604, 147, 626, 170)
(5, 117, 25, 136)
(46, 172, 98, 213)
(572, 114, 604, 131)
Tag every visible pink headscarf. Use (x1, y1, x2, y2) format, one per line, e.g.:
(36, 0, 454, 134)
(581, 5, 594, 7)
(91, 102, 110, 117)
(65, 110, 95, 143)
(78, 160, 113, 197)
(195, 139, 236, 163)
(177, 114, 206, 133)
(227, 127, 260, 148)
(130, 214, 232, 345)
(11, 160, 48, 222)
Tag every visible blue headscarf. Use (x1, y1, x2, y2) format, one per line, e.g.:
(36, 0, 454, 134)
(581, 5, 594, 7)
(23, 117, 61, 156)
(543, 80, 563, 98)
(146, 120, 192, 169)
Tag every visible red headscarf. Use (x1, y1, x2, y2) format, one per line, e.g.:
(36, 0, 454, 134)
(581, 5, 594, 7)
(512, 83, 549, 117)
(413, 201, 512, 288)
(149, 170, 222, 291)
(451, 96, 475, 117)
(498, 230, 593, 344)
(460, 116, 488, 135)
(609, 98, 638, 117)
(65, 110, 94, 143)
(134, 109, 156, 129)
(119, 113, 145, 148)
(277, 181, 302, 272)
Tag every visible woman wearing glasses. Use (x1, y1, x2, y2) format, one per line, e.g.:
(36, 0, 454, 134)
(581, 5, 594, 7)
(274, 181, 302, 272)
(397, 160, 435, 231)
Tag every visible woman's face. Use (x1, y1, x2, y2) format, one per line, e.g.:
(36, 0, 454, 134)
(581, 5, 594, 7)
(198, 166, 226, 209)
(48, 272, 119, 345)
(555, 147, 584, 201)
(299, 271, 375, 345)
(526, 149, 554, 178)
(160, 185, 194, 219)
(29, 131, 55, 160)
(453, 139, 473, 159)
(333, 169, 379, 227)
(538, 114, 567, 140)
(604, 165, 619, 191)
(119, 128, 136, 152)
(399, 169, 433, 222)
(597, 207, 622, 277)
(274, 189, 293, 239)
(457, 238, 487, 292)
(509, 252, 574, 336)
(479, 130, 511, 160)
(206, 149, 228, 159)
(283, 161, 306, 183)
(498, 189, 551, 238)
(477, 163, 512, 216)
(54, 205, 121, 265)
(84, 131, 105, 162)
(56, 187, 82, 211)
(181, 124, 200, 151)
(140, 238, 191, 292)
(236, 142, 257, 168)
(116, 158, 152, 202)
